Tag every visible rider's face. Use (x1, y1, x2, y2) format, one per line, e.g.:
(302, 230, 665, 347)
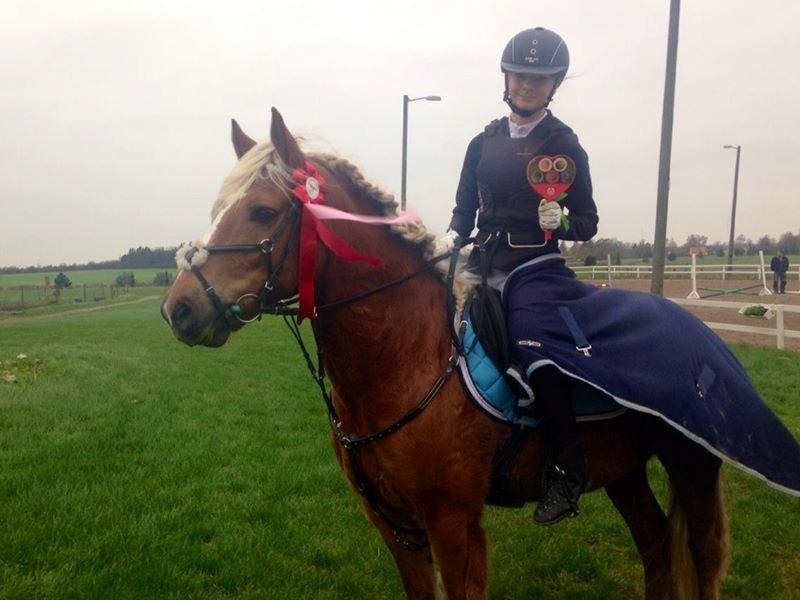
(507, 72, 557, 112)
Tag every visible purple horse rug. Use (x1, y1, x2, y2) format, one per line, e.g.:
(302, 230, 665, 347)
(504, 254, 800, 497)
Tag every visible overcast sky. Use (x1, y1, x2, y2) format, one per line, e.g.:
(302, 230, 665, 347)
(1, 0, 798, 267)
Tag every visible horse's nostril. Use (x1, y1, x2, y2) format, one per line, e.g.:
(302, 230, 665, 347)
(171, 301, 192, 327)
(160, 300, 170, 324)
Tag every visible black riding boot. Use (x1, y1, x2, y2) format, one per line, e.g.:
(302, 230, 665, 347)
(530, 366, 589, 526)
(534, 440, 589, 525)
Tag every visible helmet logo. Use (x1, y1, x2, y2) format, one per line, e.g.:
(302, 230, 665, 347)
(526, 39, 539, 63)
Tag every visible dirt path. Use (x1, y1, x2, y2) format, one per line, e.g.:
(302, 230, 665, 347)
(609, 279, 800, 351)
(0, 296, 161, 326)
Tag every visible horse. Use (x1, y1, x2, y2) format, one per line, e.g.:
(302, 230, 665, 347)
(162, 108, 729, 599)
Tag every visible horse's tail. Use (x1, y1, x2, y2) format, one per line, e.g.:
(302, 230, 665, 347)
(666, 482, 699, 599)
(666, 466, 730, 600)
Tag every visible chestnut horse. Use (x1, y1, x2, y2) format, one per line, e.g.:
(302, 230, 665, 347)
(162, 109, 729, 599)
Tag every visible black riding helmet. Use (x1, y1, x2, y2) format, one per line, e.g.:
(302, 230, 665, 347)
(501, 27, 569, 117)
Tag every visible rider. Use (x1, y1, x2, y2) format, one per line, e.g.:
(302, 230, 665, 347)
(449, 27, 599, 525)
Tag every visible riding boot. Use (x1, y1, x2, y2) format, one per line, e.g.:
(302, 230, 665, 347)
(534, 440, 589, 525)
(529, 366, 589, 526)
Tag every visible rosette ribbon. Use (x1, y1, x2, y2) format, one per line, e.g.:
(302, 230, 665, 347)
(290, 161, 417, 321)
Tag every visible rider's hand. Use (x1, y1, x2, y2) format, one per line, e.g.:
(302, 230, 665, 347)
(538, 199, 562, 231)
(436, 230, 463, 255)
(436, 229, 460, 254)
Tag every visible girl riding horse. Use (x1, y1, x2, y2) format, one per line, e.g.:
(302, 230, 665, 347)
(450, 27, 597, 524)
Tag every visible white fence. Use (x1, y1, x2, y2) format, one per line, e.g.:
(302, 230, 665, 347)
(669, 297, 800, 350)
(572, 263, 800, 281)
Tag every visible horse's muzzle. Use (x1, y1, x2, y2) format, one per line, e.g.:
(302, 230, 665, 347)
(163, 296, 230, 347)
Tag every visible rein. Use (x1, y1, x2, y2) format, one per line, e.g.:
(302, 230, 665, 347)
(275, 247, 458, 551)
(262, 250, 453, 317)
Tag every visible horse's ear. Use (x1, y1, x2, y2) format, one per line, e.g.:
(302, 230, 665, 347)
(231, 119, 257, 159)
(269, 107, 305, 170)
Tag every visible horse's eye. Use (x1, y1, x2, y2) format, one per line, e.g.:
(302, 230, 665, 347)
(250, 205, 277, 224)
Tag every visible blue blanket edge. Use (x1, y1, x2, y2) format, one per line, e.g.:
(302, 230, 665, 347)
(528, 358, 800, 498)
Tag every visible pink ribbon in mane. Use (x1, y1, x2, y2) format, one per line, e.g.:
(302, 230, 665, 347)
(290, 161, 417, 321)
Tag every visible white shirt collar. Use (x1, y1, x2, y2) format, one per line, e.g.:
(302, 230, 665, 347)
(507, 110, 548, 139)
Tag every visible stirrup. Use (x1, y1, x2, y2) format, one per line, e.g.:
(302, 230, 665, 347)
(533, 466, 582, 526)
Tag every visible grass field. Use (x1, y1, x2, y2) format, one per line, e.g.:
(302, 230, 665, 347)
(0, 269, 177, 288)
(1, 300, 799, 598)
(0, 286, 164, 320)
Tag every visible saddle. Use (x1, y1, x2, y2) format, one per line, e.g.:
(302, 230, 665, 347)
(456, 283, 624, 427)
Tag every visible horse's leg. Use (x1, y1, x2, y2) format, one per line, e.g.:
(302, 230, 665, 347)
(605, 467, 672, 600)
(657, 433, 730, 600)
(359, 499, 438, 599)
(423, 501, 487, 600)
(330, 439, 438, 599)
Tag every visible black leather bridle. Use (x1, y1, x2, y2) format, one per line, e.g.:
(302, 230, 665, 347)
(182, 202, 302, 326)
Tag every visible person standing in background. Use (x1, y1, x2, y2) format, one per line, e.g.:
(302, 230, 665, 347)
(770, 249, 789, 294)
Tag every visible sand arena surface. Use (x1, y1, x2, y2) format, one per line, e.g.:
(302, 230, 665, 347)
(603, 278, 800, 351)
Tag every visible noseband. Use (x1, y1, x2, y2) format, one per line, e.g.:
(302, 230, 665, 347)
(182, 201, 301, 326)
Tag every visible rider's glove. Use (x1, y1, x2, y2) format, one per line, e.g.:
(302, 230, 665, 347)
(538, 199, 562, 231)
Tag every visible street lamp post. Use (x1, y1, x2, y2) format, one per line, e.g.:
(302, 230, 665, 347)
(401, 94, 442, 211)
(723, 144, 741, 269)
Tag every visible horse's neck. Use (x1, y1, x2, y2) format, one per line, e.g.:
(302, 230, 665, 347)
(312, 225, 451, 433)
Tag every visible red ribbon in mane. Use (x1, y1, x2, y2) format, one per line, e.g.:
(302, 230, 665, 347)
(291, 161, 382, 321)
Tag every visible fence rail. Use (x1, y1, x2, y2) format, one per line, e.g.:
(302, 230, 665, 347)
(572, 264, 800, 280)
(0, 284, 162, 311)
(669, 297, 800, 350)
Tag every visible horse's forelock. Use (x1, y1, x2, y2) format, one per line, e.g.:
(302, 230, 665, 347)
(211, 141, 292, 221)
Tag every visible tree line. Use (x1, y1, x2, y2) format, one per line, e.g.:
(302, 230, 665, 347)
(3, 229, 799, 275)
(0, 246, 178, 275)
(562, 230, 800, 263)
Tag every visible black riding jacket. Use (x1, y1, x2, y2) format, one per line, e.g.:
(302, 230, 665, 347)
(450, 113, 598, 271)
(771, 255, 790, 275)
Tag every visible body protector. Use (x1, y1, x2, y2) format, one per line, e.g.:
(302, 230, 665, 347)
(450, 113, 598, 272)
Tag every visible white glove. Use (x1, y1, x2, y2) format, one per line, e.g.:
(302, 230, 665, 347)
(434, 230, 462, 255)
(442, 230, 460, 243)
(538, 199, 562, 231)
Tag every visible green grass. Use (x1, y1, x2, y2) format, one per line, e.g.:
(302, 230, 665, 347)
(1, 302, 798, 598)
(0, 269, 177, 287)
(0, 286, 164, 320)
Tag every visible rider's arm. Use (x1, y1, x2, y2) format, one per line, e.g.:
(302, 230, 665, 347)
(449, 134, 484, 238)
(559, 144, 598, 242)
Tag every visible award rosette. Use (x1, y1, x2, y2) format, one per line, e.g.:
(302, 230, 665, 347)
(526, 154, 576, 238)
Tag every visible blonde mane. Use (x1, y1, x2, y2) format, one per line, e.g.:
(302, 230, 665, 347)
(212, 140, 475, 305)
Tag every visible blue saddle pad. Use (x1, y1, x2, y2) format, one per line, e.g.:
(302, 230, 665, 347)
(457, 317, 624, 427)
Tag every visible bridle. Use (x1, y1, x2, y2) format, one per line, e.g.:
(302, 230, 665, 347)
(183, 201, 302, 326)
(178, 188, 468, 551)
